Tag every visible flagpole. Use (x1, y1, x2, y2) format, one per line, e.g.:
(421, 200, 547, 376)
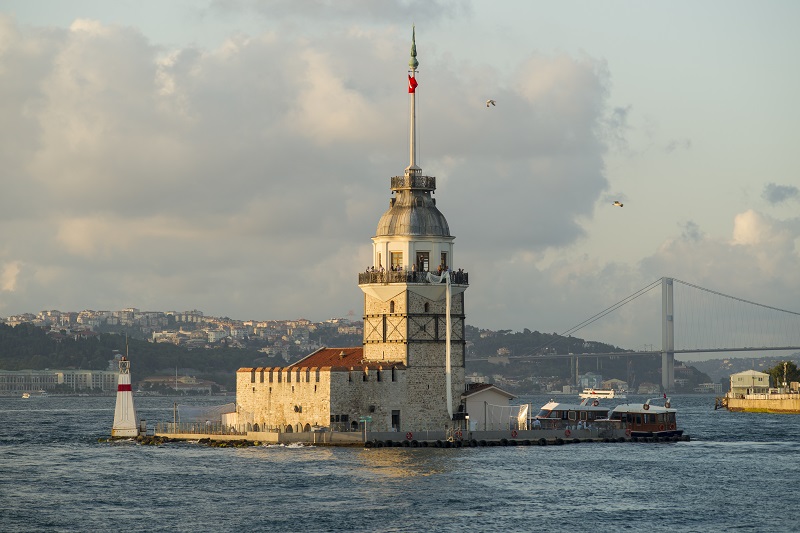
(407, 25, 419, 175)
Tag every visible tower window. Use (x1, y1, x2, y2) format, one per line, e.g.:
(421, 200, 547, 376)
(424, 302, 429, 313)
(391, 251, 403, 269)
(441, 252, 447, 269)
(390, 301, 395, 313)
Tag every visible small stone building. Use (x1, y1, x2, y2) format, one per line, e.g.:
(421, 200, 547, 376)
(237, 347, 410, 433)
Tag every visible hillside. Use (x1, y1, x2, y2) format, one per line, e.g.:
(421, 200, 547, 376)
(0, 322, 720, 394)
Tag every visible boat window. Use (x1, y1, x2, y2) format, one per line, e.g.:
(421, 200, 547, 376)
(568, 411, 577, 421)
(635, 415, 642, 424)
(536, 410, 550, 418)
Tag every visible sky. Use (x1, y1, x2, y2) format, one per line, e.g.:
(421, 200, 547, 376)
(1, 0, 799, 356)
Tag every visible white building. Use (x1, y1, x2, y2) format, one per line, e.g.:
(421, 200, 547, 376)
(729, 370, 770, 395)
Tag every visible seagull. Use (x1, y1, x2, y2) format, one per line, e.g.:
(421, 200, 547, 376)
(486, 99, 496, 107)
(613, 201, 624, 207)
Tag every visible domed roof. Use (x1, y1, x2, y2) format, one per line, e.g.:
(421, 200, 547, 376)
(376, 192, 451, 237)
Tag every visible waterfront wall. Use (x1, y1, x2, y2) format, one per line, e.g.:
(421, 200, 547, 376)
(726, 394, 800, 413)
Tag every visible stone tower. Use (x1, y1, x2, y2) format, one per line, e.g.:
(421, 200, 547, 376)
(358, 28, 469, 426)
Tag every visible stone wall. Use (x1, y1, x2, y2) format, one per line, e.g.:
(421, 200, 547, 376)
(236, 367, 333, 432)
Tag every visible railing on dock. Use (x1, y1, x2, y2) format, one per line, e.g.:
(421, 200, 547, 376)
(155, 422, 248, 436)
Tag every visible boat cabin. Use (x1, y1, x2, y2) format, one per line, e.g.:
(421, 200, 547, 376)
(533, 398, 610, 429)
(603, 398, 682, 438)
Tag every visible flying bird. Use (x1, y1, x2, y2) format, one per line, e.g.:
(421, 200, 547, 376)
(613, 201, 624, 207)
(486, 99, 496, 107)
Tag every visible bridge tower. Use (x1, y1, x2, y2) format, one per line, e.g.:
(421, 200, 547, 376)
(357, 28, 468, 426)
(661, 277, 675, 391)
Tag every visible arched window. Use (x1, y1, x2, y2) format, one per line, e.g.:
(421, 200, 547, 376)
(424, 302, 429, 313)
(390, 300, 395, 313)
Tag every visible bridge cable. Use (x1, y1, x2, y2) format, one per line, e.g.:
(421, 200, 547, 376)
(673, 278, 800, 316)
(521, 277, 664, 357)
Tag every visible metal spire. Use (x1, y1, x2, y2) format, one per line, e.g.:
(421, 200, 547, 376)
(409, 26, 419, 71)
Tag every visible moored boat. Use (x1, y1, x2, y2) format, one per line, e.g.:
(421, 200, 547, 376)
(21, 392, 31, 399)
(598, 398, 683, 438)
(532, 397, 610, 430)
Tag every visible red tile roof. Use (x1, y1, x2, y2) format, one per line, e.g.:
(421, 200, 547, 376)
(237, 347, 406, 373)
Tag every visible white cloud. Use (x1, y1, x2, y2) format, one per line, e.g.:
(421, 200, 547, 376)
(1, 261, 22, 292)
(1, 15, 799, 357)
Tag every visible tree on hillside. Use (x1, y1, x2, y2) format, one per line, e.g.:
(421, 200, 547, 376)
(766, 361, 800, 388)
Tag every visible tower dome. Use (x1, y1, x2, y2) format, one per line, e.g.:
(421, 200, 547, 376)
(376, 180, 451, 237)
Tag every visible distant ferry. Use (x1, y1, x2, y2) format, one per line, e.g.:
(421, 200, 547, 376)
(579, 388, 626, 400)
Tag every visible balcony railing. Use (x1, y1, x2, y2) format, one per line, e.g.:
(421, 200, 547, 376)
(390, 175, 436, 191)
(358, 270, 468, 286)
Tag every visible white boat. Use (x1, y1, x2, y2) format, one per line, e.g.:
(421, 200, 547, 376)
(579, 388, 626, 399)
(21, 392, 31, 399)
(532, 397, 611, 430)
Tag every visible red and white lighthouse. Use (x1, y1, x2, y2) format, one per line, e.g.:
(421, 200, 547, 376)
(111, 356, 139, 437)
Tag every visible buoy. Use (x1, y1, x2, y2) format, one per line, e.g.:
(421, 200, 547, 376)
(111, 355, 139, 437)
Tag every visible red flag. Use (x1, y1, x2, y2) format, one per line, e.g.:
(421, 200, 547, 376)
(408, 75, 418, 93)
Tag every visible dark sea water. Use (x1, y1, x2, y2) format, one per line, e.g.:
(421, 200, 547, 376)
(1, 394, 798, 532)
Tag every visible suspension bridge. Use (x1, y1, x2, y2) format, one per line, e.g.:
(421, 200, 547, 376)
(478, 277, 800, 391)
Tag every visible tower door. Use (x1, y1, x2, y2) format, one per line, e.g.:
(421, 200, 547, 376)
(391, 410, 401, 431)
(416, 252, 429, 272)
